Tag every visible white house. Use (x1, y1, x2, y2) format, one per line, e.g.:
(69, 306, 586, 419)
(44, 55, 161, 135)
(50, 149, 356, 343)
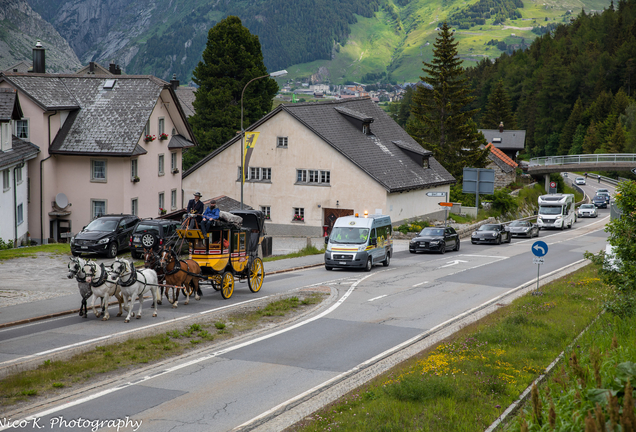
(183, 97, 455, 236)
(0, 88, 39, 246)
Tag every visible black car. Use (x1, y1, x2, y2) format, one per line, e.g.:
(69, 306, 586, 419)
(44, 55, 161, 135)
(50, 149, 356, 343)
(597, 191, 611, 204)
(471, 223, 511, 245)
(71, 214, 140, 258)
(592, 195, 608, 208)
(507, 220, 539, 238)
(129, 218, 188, 259)
(409, 227, 460, 254)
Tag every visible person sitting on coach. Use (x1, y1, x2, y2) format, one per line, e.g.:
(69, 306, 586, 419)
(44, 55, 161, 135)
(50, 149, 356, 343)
(186, 192, 204, 229)
(200, 200, 220, 238)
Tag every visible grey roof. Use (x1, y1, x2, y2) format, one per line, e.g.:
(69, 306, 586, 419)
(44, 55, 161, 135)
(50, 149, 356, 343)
(334, 106, 374, 122)
(0, 72, 192, 156)
(487, 151, 516, 174)
(479, 129, 526, 151)
(175, 87, 196, 118)
(185, 97, 455, 192)
(75, 63, 113, 76)
(168, 134, 195, 149)
(3, 61, 31, 73)
(392, 140, 431, 157)
(162, 194, 250, 220)
(0, 88, 22, 122)
(0, 137, 40, 170)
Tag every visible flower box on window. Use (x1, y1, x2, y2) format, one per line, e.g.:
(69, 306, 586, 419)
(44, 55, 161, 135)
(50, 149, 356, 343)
(159, 133, 169, 141)
(292, 215, 304, 222)
(132, 176, 140, 183)
(171, 168, 179, 174)
(159, 208, 167, 215)
(264, 215, 271, 220)
(144, 134, 156, 142)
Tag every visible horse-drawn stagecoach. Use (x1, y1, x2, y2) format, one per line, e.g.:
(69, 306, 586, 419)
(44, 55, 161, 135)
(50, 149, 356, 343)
(176, 210, 266, 299)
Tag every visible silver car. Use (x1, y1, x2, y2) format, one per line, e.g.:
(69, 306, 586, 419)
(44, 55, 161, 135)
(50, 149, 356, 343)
(575, 177, 586, 185)
(507, 220, 539, 238)
(577, 204, 598, 218)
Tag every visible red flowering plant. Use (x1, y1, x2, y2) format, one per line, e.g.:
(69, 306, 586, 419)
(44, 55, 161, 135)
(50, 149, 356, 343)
(159, 208, 167, 215)
(144, 134, 156, 142)
(159, 133, 169, 140)
(292, 214, 304, 222)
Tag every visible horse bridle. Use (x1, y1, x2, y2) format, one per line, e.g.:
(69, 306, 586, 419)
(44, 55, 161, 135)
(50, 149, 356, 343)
(113, 260, 141, 288)
(160, 249, 184, 276)
(83, 261, 107, 288)
(68, 259, 86, 282)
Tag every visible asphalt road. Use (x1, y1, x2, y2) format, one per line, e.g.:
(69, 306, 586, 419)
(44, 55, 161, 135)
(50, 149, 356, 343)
(0, 177, 615, 432)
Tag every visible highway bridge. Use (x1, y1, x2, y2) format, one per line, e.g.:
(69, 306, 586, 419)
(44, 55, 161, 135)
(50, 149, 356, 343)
(527, 153, 636, 190)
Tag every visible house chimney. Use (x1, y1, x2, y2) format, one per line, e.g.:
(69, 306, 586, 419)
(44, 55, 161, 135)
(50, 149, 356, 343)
(32, 40, 45, 73)
(89, 62, 95, 72)
(498, 121, 504, 133)
(108, 61, 121, 75)
(170, 74, 179, 91)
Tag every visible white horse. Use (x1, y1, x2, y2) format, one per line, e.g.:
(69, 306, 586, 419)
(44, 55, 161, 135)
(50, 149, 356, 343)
(111, 257, 159, 323)
(68, 256, 92, 318)
(82, 260, 126, 321)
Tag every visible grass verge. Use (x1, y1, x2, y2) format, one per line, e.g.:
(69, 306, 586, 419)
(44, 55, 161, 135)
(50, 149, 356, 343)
(287, 264, 618, 432)
(0, 244, 71, 261)
(0, 293, 325, 408)
(263, 244, 325, 262)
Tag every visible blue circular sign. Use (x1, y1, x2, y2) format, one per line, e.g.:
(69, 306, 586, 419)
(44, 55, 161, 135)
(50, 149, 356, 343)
(532, 241, 548, 257)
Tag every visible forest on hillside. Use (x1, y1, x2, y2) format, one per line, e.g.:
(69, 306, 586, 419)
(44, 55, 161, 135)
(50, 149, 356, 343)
(465, 0, 636, 157)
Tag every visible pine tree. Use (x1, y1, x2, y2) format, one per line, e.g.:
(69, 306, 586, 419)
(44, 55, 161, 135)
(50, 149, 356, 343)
(185, 16, 279, 170)
(407, 23, 489, 180)
(480, 80, 515, 129)
(557, 97, 583, 155)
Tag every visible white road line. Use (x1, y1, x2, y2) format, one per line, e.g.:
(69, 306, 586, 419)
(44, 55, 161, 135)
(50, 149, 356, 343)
(514, 216, 609, 244)
(412, 281, 428, 287)
(368, 295, 387, 302)
(0, 315, 70, 333)
(1, 269, 395, 428)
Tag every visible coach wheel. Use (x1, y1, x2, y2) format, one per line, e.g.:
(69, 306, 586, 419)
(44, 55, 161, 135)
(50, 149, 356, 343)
(248, 258, 264, 293)
(221, 271, 234, 299)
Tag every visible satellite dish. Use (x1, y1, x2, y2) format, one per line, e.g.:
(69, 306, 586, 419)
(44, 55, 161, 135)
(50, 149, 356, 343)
(55, 193, 69, 209)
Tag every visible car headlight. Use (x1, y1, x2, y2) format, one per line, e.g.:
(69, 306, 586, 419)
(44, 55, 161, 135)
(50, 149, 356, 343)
(98, 238, 110, 244)
(70, 236, 75, 244)
(555, 215, 562, 219)
(430, 240, 440, 245)
(358, 245, 366, 252)
(472, 232, 477, 237)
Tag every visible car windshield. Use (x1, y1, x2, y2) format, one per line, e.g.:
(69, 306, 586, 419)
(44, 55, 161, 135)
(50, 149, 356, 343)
(509, 221, 529, 227)
(419, 228, 444, 236)
(580, 204, 595, 209)
(84, 219, 118, 232)
(539, 206, 562, 215)
(134, 223, 161, 234)
(598, 189, 609, 193)
(593, 196, 605, 201)
(576, 177, 585, 181)
(478, 224, 500, 231)
(330, 227, 370, 244)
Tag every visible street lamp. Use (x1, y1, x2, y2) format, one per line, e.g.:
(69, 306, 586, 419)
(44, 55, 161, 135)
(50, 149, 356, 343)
(240, 69, 288, 209)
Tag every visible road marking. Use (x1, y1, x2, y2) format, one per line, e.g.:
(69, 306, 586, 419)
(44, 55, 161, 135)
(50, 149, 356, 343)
(412, 281, 428, 287)
(1, 269, 395, 428)
(368, 295, 387, 302)
(514, 216, 610, 244)
(439, 259, 468, 268)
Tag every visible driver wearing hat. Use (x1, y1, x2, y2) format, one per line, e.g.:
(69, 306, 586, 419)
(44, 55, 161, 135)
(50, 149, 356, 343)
(186, 192, 204, 228)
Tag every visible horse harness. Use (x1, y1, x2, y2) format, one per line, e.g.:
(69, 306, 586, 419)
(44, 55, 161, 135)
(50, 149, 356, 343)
(117, 262, 150, 291)
(87, 262, 108, 288)
(164, 251, 199, 278)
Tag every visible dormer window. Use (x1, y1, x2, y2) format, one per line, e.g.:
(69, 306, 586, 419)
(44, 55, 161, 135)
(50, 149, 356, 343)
(362, 123, 371, 134)
(423, 157, 429, 169)
(492, 138, 502, 144)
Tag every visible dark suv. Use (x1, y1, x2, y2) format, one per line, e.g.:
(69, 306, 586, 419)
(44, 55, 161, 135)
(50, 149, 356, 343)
(71, 214, 140, 258)
(129, 219, 188, 259)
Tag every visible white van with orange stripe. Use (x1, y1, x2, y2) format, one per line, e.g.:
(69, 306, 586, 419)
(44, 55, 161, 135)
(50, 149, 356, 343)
(324, 214, 393, 271)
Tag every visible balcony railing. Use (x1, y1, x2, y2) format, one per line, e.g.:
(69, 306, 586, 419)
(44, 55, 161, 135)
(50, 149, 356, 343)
(529, 154, 636, 166)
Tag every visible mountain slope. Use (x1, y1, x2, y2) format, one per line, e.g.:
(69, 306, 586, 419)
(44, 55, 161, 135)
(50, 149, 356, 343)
(0, 0, 81, 73)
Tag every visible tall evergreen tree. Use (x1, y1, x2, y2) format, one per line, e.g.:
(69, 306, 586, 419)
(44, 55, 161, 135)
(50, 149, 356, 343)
(557, 97, 583, 155)
(480, 80, 516, 129)
(407, 23, 489, 179)
(185, 16, 279, 170)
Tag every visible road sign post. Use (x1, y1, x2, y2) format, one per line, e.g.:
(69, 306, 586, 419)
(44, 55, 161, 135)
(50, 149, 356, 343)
(439, 201, 453, 227)
(531, 241, 548, 294)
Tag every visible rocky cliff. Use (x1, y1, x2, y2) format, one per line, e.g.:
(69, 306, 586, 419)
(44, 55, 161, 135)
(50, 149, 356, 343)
(0, 0, 81, 73)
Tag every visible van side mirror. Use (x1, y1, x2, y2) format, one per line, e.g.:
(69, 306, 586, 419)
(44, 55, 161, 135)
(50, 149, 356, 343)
(324, 236, 329, 245)
(371, 238, 377, 246)
(533, 210, 538, 215)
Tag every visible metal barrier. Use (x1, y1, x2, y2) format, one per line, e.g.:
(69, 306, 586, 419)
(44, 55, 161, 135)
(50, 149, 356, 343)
(529, 154, 636, 166)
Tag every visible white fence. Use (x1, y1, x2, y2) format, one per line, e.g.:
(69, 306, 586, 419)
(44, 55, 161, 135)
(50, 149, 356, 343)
(529, 154, 636, 166)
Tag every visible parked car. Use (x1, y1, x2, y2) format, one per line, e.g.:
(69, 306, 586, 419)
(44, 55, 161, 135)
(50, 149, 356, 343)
(575, 177, 586, 185)
(71, 214, 140, 258)
(129, 218, 189, 259)
(577, 204, 598, 218)
(409, 227, 460, 254)
(592, 195, 608, 208)
(471, 223, 511, 245)
(507, 220, 539, 238)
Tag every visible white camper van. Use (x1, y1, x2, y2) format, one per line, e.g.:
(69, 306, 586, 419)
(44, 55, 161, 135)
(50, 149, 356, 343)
(324, 214, 393, 271)
(537, 193, 576, 230)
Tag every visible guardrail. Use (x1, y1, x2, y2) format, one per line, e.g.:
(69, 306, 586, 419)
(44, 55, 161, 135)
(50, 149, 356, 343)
(529, 154, 636, 166)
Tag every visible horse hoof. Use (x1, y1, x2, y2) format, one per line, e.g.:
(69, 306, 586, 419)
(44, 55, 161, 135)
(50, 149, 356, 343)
(124, 319, 129, 323)
(136, 315, 141, 319)
(195, 295, 200, 301)
(172, 304, 178, 309)
(184, 301, 189, 305)
(153, 312, 157, 317)
(101, 317, 109, 321)
(157, 300, 162, 305)
(116, 313, 122, 317)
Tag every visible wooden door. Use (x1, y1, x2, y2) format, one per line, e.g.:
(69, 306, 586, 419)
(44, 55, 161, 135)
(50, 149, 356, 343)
(323, 208, 354, 235)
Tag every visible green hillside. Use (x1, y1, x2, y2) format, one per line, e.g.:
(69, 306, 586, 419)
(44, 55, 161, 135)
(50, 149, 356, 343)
(282, 0, 613, 84)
